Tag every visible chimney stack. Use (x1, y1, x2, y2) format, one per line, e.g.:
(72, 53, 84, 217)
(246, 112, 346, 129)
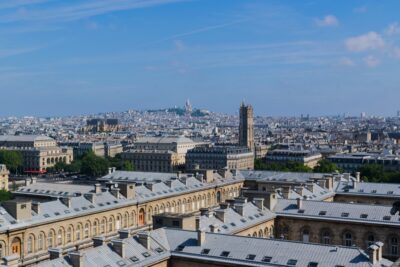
(94, 183, 102, 194)
(119, 229, 130, 239)
(49, 248, 62, 260)
(112, 240, 125, 258)
(84, 193, 95, 203)
(61, 197, 72, 208)
(69, 252, 84, 267)
(32, 201, 41, 214)
(355, 172, 361, 182)
(119, 183, 135, 199)
(297, 198, 303, 209)
(253, 198, 264, 210)
(197, 230, 206, 246)
(234, 204, 244, 216)
(110, 187, 120, 199)
(138, 232, 151, 250)
(368, 244, 379, 265)
(214, 209, 226, 222)
(93, 236, 105, 247)
(376, 242, 384, 262)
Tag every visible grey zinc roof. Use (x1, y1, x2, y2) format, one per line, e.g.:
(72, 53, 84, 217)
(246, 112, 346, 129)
(16, 183, 93, 198)
(136, 135, 194, 144)
(162, 229, 392, 267)
(200, 201, 275, 234)
(274, 199, 400, 226)
(0, 135, 53, 142)
(240, 170, 342, 183)
(336, 180, 400, 197)
(32, 228, 393, 267)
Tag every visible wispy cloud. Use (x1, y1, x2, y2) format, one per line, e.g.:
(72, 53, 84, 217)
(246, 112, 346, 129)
(0, 46, 42, 59)
(345, 32, 385, 52)
(0, 0, 190, 23)
(363, 55, 380, 67)
(385, 22, 400, 36)
(0, 0, 52, 10)
(315, 15, 339, 27)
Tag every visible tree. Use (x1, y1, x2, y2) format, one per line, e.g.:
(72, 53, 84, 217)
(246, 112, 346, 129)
(80, 152, 109, 177)
(121, 161, 134, 171)
(254, 159, 312, 173)
(313, 159, 341, 173)
(0, 150, 23, 173)
(0, 189, 12, 202)
(358, 164, 385, 182)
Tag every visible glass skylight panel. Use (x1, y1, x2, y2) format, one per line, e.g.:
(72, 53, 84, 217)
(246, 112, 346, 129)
(246, 254, 256, 260)
(201, 249, 210, 255)
(220, 251, 230, 257)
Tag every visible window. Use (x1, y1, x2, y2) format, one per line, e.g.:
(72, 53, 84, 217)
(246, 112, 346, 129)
(367, 234, 375, 247)
(38, 234, 44, 250)
(322, 231, 331, 244)
(308, 262, 318, 267)
(246, 254, 256, 260)
(262, 256, 272, 263)
(67, 228, 72, 243)
(220, 251, 230, 257)
(76, 225, 81, 240)
(287, 259, 297, 266)
(341, 212, 349, 217)
(57, 230, 63, 245)
(302, 229, 310, 243)
(84, 223, 89, 238)
(360, 214, 368, 219)
(130, 256, 139, 262)
(319, 211, 326, 216)
(48, 231, 54, 248)
(390, 237, 398, 255)
(142, 252, 151, 257)
(172, 220, 180, 227)
(27, 236, 33, 253)
(344, 232, 352, 246)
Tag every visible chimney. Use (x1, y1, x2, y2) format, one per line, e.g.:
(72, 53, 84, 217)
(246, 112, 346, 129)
(165, 180, 172, 188)
(199, 208, 209, 216)
(197, 230, 206, 246)
(119, 183, 135, 199)
(145, 183, 154, 191)
(32, 201, 40, 214)
(84, 193, 95, 203)
(209, 224, 218, 233)
(25, 178, 31, 186)
(343, 173, 350, 181)
(253, 198, 264, 210)
(49, 248, 62, 260)
(353, 179, 358, 189)
(266, 193, 278, 210)
(61, 197, 72, 208)
(93, 236, 105, 247)
(234, 204, 244, 216)
(317, 179, 326, 189)
(219, 203, 229, 209)
(108, 167, 113, 174)
(294, 186, 304, 196)
(297, 198, 303, 209)
(112, 240, 125, 258)
(69, 252, 84, 267)
(196, 174, 204, 183)
(177, 171, 182, 178)
(368, 244, 378, 265)
(4, 255, 19, 267)
(138, 232, 151, 250)
(376, 242, 384, 262)
(282, 186, 291, 199)
(119, 229, 130, 239)
(305, 182, 315, 193)
(31, 177, 37, 184)
(214, 209, 226, 222)
(94, 183, 102, 194)
(110, 187, 120, 199)
(195, 217, 200, 230)
(355, 172, 361, 182)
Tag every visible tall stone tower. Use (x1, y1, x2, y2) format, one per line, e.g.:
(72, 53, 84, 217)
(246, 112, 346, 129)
(239, 102, 254, 151)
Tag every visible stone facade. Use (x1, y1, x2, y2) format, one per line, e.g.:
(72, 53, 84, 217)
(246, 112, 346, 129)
(0, 165, 9, 190)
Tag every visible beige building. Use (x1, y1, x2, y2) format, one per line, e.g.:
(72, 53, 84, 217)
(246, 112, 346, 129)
(0, 170, 243, 265)
(186, 145, 254, 170)
(121, 150, 181, 172)
(266, 149, 322, 168)
(0, 135, 73, 173)
(0, 165, 9, 190)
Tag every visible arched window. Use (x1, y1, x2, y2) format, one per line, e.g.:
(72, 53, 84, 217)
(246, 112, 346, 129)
(390, 236, 398, 256)
(258, 229, 263, 238)
(27, 236, 34, 253)
(302, 229, 310, 243)
(48, 231, 54, 248)
(344, 232, 353, 246)
(0, 241, 5, 257)
(57, 229, 63, 246)
(76, 225, 81, 240)
(93, 221, 98, 236)
(84, 223, 90, 238)
(216, 192, 221, 203)
(38, 233, 44, 250)
(124, 213, 128, 227)
(101, 219, 106, 233)
(108, 218, 113, 232)
(322, 231, 331, 245)
(116, 216, 121, 230)
(66, 227, 72, 243)
(138, 209, 145, 226)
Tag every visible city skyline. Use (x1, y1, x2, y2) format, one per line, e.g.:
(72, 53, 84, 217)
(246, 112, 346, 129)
(1, 0, 400, 116)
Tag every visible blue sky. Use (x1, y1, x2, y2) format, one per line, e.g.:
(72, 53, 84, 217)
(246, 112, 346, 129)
(0, 0, 400, 117)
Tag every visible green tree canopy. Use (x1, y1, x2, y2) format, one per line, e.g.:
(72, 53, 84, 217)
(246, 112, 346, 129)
(254, 159, 312, 173)
(80, 152, 109, 177)
(313, 159, 341, 173)
(0, 189, 12, 202)
(0, 150, 23, 173)
(121, 161, 135, 171)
